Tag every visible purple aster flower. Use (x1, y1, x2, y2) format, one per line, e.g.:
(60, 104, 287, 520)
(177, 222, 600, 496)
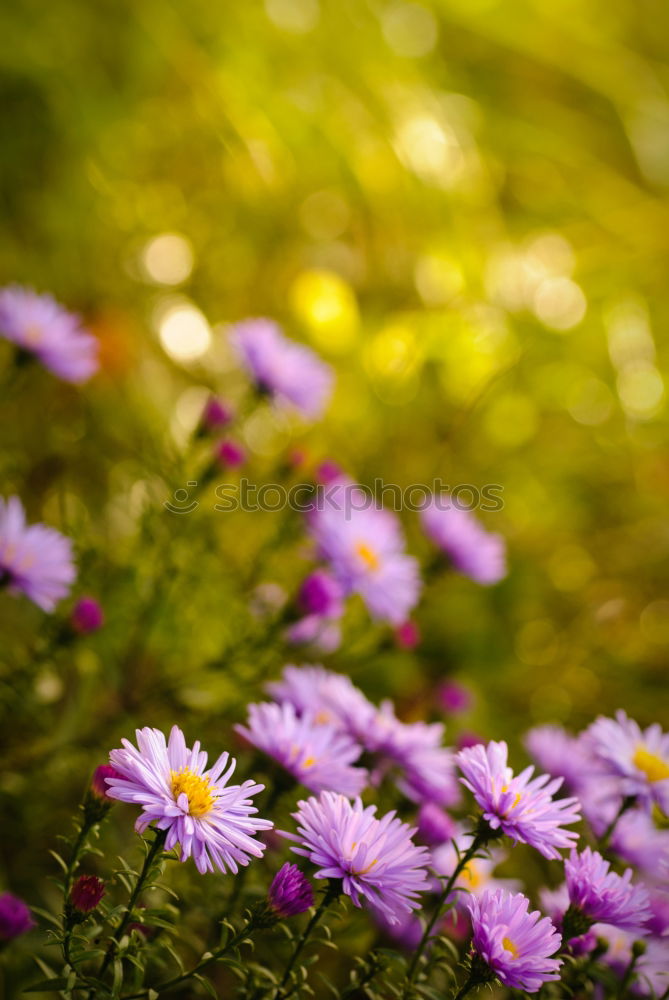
(285, 615, 342, 653)
(0, 893, 34, 940)
(538, 884, 598, 955)
(524, 725, 599, 796)
(231, 318, 333, 420)
(307, 478, 421, 625)
(267, 664, 376, 735)
(421, 495, 506, 585)
(268, 862, 314, 917)
(70, 875, 105, 914)
(106, 725, 273, 875)
(284, 791, 430, 925)
(564, 847, 651, 935)
(606, 807, 669, 875)
(456, 741, 581, 859)
(235, 702, 367, 797)
(363, 701, 461, 807)
(467, 889, 562, 991)
(0, 285, 98, 383)
(0, 496, 76, 611)
(70, 596, 104, 634)
(587, 711, 669, 813)
(297, 570, 345, 618)
(416, 802, 456, 846)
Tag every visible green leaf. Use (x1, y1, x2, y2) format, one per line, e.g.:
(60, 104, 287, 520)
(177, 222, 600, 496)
(24, 977, 71, 992)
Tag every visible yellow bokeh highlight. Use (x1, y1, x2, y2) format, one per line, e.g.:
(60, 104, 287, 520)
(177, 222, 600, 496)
(290, 269, 358, 353)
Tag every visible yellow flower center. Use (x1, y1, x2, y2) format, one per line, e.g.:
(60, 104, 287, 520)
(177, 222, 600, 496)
(501, 784, 522, 811)
(502, 937, 519, 958)
(302, 756, 316, 769)
(461, 862, 482, 889)
(355, 542, 380, 572)
(633, 746, 669, 783)
(314, 710, 332, 724)
(171, 768, 215, 818)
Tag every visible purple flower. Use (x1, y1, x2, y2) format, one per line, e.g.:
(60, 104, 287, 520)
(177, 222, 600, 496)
(307, 478, 421, 625)
(538, 884, 598, 955)
(71, 596, 104, 634)
(467, 889, 562, 991)
(297, 570, 344, 618)
(285, 615, 342, 653)
(235, 702, 367, 797)
(267, 664, 376, 735)
(284, 791, 430, 925)
(524, 725, 599, 796)
(606, 807, 669, 875)
(421, 495, 506, 584)
(268, 863, 314, 917)
(0, 893, 34, 940)
(416, 802, 456, 846)
(456, 741, 581, 859)
(565, 847, 651, 934)
(365, 704, 460, 807)
(201, 395, 233, 431)
(106, 726, 273, 875)
(0, 285, 98, 383)
(90, 764, 123, 800)
(70, 875, 105, 914)
(0, 496, 76, 611)
(232, 318, 333, 419)
(587, 711, 669, 813)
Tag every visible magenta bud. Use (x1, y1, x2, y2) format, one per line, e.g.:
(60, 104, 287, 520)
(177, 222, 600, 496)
(0, 893, 34, 941)
(90, 764, 122, 801)
(71, 597, 104, 634)
(456, 730, 484, 750)
(298, 570, 344, 618)
(268, 863, 314, 917)
(70, 875, 105, 914)
(394, 620, 421, 650)
(438, 680, 473, 715)
(202, 396, 233, 431)
(316, 460, 343, 485)
(216, 439, 246, 467)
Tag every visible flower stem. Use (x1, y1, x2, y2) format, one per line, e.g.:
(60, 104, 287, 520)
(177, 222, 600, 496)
(275, 883, 339, 999)
(61, 815, 96, 969)
(597, 795, 636, 852)
(404, 836, 483, 990)
(120, 916, 257, 999)
(95, 828, 167, 990)
(452, 977, 477, 1000)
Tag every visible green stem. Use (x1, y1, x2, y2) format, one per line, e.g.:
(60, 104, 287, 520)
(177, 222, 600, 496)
(275, 884, 339, 999)
(121, 917, 256, 999)
(404, 836, 483, 990)
(452, 978, 477, 1000)
(597, 796, 636, 852)
(95, 829, 168, 990)
(61, 817, 95, 970)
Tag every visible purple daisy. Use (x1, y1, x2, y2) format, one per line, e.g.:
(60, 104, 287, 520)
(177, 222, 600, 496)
(268, 862, 314, 918)
(467, 889, 562, 991)
(363, 702, 461, 807)
(587, 711, 669, 814)
(0, 893, 34, 940)
(0, 496, 76, 611)
(0, 285, 98, 383)
(307, 478, 421, 625)
(455, 741, 581, 859)
(524, 725, 599, 796)
(420, 495, 506, 585)
(231, 318, 333, 420)
(235, 702, 368, 797)
(266, 664, 376, 735)
(106, 726, 273, 875)
(564, 847, 651, 934)
(284, 791, 430, 925)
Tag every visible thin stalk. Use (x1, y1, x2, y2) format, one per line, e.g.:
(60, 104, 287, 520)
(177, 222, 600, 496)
(404, 836, 483, 990)
(94, 829, 167, 990)
(275, 885, 339, 999)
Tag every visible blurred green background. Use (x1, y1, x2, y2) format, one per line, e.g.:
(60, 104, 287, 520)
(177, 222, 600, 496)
(1, 0, 669, 992)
